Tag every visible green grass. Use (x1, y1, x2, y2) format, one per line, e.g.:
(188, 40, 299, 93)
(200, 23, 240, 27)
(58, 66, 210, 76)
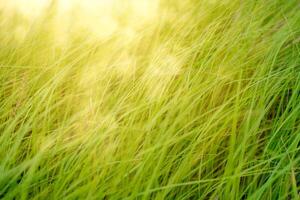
(0, 0, 300, 199)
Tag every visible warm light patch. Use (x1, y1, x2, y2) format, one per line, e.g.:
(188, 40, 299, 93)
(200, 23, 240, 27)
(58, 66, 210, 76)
(4, 0, 159, 40)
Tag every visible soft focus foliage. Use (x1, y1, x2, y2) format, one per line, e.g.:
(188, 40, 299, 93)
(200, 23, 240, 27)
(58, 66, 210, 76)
(0, 0, 299, 199)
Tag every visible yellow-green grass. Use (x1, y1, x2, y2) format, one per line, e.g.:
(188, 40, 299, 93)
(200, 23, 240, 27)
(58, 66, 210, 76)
(0, 0, 299, 199)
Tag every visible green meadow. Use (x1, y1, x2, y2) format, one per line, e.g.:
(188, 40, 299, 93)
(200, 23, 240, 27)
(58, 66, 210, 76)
(0, 0, 299, 199)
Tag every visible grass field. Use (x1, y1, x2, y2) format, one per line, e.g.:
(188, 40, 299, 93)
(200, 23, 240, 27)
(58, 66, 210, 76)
(0, 0, 300, 199)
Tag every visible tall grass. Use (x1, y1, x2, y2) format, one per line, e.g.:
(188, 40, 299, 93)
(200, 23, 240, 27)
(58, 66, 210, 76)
(0, 0, 299, 199)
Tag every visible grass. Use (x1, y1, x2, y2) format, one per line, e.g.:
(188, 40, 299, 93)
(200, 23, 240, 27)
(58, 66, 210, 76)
(0, 0, 299, 199)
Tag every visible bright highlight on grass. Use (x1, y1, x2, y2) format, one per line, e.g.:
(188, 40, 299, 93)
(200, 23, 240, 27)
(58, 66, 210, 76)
(0, 0, 299, 199)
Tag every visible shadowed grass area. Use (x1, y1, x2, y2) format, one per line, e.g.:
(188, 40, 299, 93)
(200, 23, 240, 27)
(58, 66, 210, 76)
(0, 0, 299, 199)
